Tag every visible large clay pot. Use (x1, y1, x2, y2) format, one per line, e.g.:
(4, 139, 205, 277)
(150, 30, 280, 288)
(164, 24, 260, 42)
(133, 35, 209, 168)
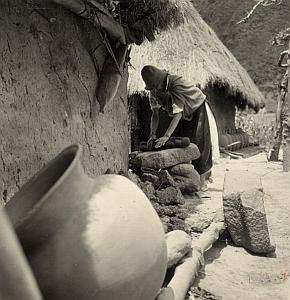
(0, 209, 43, 300)
(218, 133, 227, 148)
(224, 134, 233, 151)
(5, 145, 167, 300)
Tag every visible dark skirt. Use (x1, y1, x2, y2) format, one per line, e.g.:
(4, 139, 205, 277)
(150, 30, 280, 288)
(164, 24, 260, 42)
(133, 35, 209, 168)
(173, 102, 212, 175)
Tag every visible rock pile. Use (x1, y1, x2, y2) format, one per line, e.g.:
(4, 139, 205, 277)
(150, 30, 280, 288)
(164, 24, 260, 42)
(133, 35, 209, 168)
(129, 144, 201, 232)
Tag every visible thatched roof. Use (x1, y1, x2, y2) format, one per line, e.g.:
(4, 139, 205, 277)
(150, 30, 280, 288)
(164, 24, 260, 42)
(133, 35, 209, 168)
(118, 0, 196, 44)
(128, 5, 265, 111)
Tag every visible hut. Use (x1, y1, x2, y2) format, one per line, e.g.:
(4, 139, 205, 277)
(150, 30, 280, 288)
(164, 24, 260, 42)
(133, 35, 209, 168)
(0, 0, 194, 205)
(128, 5, 265, 151)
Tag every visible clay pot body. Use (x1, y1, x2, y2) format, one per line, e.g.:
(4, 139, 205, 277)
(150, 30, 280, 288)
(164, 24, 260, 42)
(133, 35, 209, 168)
(0, 209, 43, 300)
(218, 133, 227, 148)
(5, 145, 167, 300)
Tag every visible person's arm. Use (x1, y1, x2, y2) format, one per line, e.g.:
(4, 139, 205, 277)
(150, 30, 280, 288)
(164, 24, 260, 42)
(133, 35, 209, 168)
(278, 50, 289, 68)
(150, 108, 160, 139)
(155, 112, 182, 148)
(147, 108, 160, 150)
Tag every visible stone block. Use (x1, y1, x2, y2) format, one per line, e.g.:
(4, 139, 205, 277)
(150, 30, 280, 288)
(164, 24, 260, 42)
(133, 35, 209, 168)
(223, 171, 275, 254)
(130, 144, 200, 170)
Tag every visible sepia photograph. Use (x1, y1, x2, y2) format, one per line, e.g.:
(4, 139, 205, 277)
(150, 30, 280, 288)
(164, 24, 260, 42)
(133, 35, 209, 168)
(0, 0, 289, 299)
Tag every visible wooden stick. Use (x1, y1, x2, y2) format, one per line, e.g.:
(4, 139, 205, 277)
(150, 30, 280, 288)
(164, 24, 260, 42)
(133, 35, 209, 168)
(220, 148, 241, 159)
(167, 218, 225, 300)
(224, 141, 241, 149)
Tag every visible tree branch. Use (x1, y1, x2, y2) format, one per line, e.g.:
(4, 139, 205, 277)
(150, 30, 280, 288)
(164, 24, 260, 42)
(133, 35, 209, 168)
(237, 0, 283, 24)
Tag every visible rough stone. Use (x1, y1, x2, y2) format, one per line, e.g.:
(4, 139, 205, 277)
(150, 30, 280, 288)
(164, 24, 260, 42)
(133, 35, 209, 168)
(139, 181, 157, 201)
(185, 214, 212, 233)
(130, 144, 200, 170)
(175, 210, 189, 220)
(167, 163, 201, 194)
(141, 173, 161, 189)
(158, 170, 177, 188)
(155, 186, 185, 206)
(151, 202, 178, 217)
(168, 163, 196, 177)
(172, 173, 201, 194)
(127, 170, 141, 186)
(223, 170, 275, 254)
(169, 217, 188, 232)
(160, 216, 170, 230)
(165, 230, 192, 268)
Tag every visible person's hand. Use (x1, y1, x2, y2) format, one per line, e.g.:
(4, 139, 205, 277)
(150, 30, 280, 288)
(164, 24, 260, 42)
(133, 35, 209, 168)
(147, 135, 156, 150)
(155, 135, 169, 148)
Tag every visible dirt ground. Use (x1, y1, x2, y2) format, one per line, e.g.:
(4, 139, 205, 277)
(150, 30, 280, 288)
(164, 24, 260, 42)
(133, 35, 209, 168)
(191, 152, 290, 300)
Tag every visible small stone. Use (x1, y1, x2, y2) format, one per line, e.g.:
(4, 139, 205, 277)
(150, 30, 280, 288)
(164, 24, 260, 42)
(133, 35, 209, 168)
(158, 170, 177, 188)
(185, 214, 212, 233)
(141, 173, 161, 189)
(160, 216, 170, 233)
(172, 174, 200, 194)
(155, 186, 185, 205)
(169, 217, 187, 231)
(127, 170, 141, 186)
(139, 181, 157, 201)
(151, 202, 178, 217)
(175, 210, 189, 220)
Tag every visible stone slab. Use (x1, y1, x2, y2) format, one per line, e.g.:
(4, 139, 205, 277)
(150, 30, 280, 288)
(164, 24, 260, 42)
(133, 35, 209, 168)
(130, 144, 200, 170)
(223, 170, 275, 254)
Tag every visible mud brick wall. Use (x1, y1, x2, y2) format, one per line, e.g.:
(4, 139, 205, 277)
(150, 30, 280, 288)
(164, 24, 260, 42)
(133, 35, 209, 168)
(0, 0, 129, 205)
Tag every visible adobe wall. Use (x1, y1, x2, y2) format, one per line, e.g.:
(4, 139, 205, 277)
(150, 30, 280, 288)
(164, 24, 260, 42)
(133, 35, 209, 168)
(0, 0, 129, 205)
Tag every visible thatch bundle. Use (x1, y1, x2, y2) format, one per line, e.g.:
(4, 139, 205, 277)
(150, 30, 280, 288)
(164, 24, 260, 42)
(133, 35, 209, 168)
(128, 5, 265, 111)
(98, 0, 195, 44)
(118, 0, 194, 39)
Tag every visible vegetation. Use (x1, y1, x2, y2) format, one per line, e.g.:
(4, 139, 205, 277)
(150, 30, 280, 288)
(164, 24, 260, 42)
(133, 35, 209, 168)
(236, 110, 276, 153)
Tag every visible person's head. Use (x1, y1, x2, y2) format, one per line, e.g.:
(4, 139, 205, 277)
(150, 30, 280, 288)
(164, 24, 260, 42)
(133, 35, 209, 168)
(141, 65, 168, 91)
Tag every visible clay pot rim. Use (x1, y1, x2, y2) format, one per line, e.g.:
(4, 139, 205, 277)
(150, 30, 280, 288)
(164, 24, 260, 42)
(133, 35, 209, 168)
(7, 144, 83, 228)
(39, 143, 82, 198)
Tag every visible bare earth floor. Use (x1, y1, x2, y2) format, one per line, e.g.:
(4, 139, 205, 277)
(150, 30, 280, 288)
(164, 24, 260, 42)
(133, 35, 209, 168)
(193, 153, 290, 300)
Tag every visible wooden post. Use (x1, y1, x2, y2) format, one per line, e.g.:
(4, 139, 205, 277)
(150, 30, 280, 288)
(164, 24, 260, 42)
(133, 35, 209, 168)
(283, 40, 290, 171)
(167, 214, 225, 300)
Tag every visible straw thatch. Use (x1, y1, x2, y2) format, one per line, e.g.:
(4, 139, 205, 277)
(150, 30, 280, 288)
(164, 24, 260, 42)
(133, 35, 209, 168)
(113, 0, 196, 44)
(128, 5, 265, 110)
(119, 0, 194, 32)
